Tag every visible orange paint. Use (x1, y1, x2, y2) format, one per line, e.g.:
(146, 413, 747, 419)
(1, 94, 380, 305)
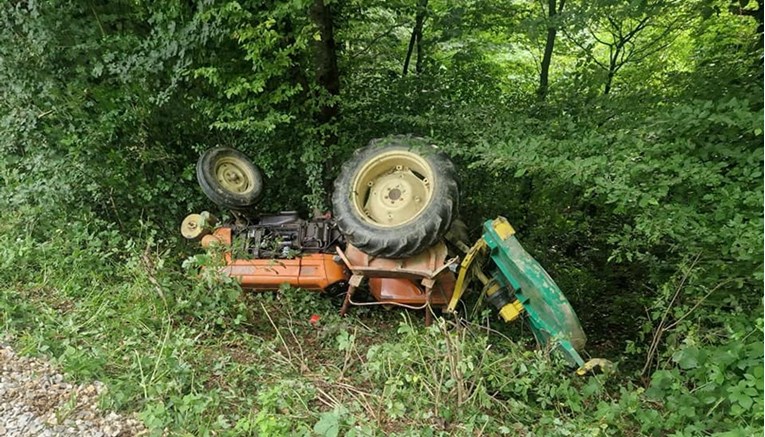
(221, 254, 348, 292)
(206, 227, 347, 291)
(207, 227, 454, 305)
(368, 274, 454, 306)
(212, 227, 233, 245)
(207, 228, 348, 291)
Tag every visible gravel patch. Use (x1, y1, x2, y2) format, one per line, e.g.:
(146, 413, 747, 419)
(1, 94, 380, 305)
(0, 343, 147, 436)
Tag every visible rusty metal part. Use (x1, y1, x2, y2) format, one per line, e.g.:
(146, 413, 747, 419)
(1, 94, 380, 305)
(367, 275, 454, 306)
(337, 243, 457, 281)
(340, 282, 439, 328)
(337, 243, 457, 323)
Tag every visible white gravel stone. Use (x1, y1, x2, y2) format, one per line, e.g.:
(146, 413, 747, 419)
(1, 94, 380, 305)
(0, 342, 147, 436)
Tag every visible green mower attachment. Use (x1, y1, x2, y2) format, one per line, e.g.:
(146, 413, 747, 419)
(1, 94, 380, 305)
(448, 217, 605, 373)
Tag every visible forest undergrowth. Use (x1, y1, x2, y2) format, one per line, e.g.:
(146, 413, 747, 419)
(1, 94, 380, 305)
(1, 0, 763, 435)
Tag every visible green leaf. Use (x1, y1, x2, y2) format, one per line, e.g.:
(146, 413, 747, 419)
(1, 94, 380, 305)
(672, 347, 699, 370)
(314, 411, 340, 437)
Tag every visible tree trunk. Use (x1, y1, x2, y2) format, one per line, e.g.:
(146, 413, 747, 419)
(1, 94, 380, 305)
(415, 22, 425, 74)
(310, 0, 340, 129)
(604, 41, 624, 95)
(537, 27, 557, 100)
(403, 0, 428, 76)
(537, 0, 564, 100)
(604, 64, 616, 95)
(310, 0, 340, 202)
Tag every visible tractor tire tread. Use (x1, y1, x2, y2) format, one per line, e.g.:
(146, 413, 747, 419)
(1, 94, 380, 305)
(196, 147, 265, 209)
(332, 135, 459, 259)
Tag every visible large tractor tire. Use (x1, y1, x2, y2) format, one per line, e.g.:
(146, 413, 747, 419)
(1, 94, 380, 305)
(332, 136, 459, 259)
(196, 147, 265, 209)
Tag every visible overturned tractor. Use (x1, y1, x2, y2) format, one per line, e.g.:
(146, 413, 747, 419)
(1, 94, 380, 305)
(182, 136, 603, 373)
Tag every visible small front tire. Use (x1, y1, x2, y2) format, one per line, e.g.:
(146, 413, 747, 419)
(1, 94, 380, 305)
(196, 147, 265, 209)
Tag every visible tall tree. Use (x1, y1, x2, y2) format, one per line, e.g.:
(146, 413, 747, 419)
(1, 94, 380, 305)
(564, 0, 687, 94)
(311, 0, 341, 137)
(537, 0, 566, 100)
(403, 0, 428, 75)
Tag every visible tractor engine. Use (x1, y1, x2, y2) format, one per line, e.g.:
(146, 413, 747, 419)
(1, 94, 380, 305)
(234, 211, 343, 259)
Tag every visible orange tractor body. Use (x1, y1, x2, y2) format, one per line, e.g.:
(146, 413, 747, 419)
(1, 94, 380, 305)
(203, 226, 454, 309)
(206, 227, 347, 291)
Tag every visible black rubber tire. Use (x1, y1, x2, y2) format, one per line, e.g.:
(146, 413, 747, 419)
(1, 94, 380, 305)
(196, 147, 265, 209)
(332, 136, 459, 259)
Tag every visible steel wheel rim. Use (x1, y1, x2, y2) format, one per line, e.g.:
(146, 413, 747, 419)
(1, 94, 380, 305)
(351, 150, 435, 228)
(215, 157, 255, 194)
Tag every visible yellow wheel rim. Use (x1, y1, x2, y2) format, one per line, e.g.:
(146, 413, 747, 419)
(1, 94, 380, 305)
(215, 157, 256, 193)
(351, 150, 435, 228)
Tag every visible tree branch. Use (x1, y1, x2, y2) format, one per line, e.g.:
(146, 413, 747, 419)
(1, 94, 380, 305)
(562, 27, 609, 69)
(622, 15, 651, 43)
(623, 14, 685, 64)
(589, 25, 612, 46)
(606, 14, 623, 40)
(350, 24, 406, 60)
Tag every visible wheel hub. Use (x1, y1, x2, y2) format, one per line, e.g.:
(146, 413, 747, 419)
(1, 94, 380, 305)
(215, 159, 252, 193)
(364, 170, 429, 225)
(352, 150, 434, 228)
